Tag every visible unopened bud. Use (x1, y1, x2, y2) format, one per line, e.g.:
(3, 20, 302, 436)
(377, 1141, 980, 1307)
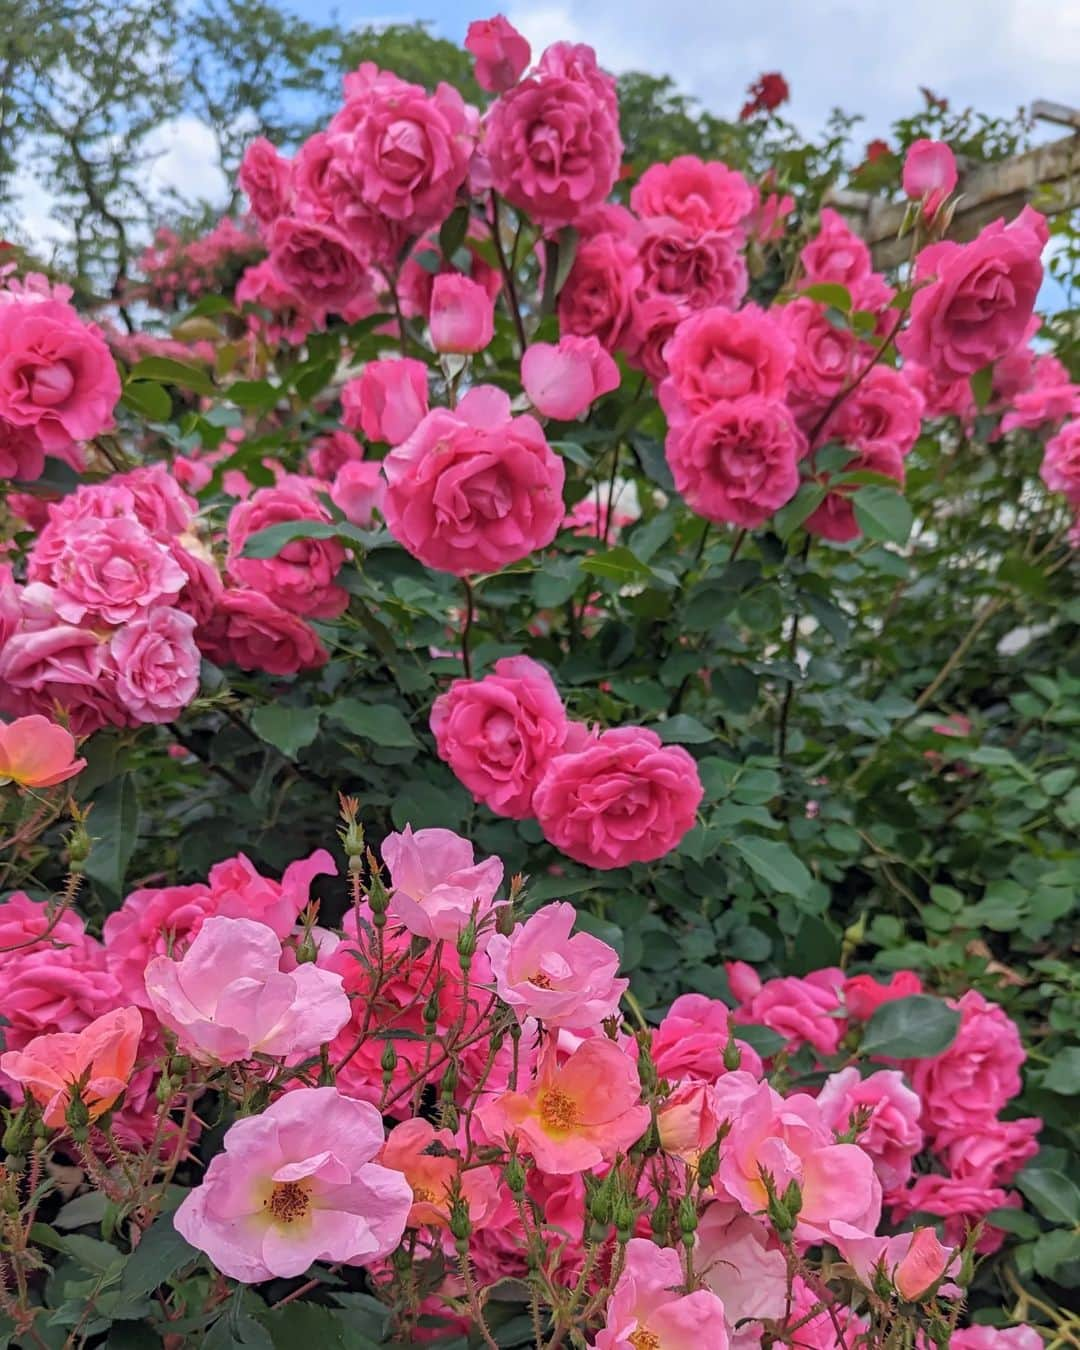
(678, 1195, 698, 1242)
(448, 1195, 472, 1243)
(368, 868, 389, 919)
(441, 1102, 460, 1132)
(440, 1063, 459, 1098)
(391, 1244, 412, 1275)
(66, 821, 92, 869)
(65, 1092, 91, 1141)
(457, 918, 478, 966)
(722, 1034, 742, 1072)
(380, 1042, 398, 1075)
(613, 1193, 636, 1243)
(295, 932, 318, 965)
(2, 1107, 33, 1156)
(156, 1073, 174, 1105)
(424, 992, 441, 1030)
(495, 904, 516, 937)
(650, 1194, 671, 1240)
(697, 1139, 721, 1189)
(504, 1155, 527, 1194)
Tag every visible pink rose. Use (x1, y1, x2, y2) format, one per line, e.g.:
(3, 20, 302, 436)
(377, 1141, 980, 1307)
(485, 42, 621, 229)
(596, 1239, 729, 1350)
(0, 931, 123, 1059)
(909, 990, 1025, 1137)
(1041, 420, 1080, 507)
(637, 219, 748, 315)
(898, 211, 1045, 381)
(306, 429, 364, 480)
(198, 587, 328, 676)
(734, 968, 845, 1057)
(533, 725, 704, 869)
(651, 993, 763, 1082)
(778, 297, 857, 430)
(665, 396, 802, 527)
(0, 298, 119, 451)
(238, 136, 294, 227)
(935, 1117, 1041, 1186)
(431, 654, 569, 818)
(0, 419, 44, 481)
(0, 892, 87, 963)
(558, 232, 643, 350)
(381, 825, 503, 941)
(817, 364, 924, 457)
(661, 305, 794, 419)
(806, 442, 906, 543)
(522, 335, 619, 420)
(800, 208, 872, 287)
(486, 901, 627, 1028)
(48, 517, 186, 625)
(465, 14, 531, 93)
(226, 477, 348, 618)
(952, 1328, 1045, 1350)
(110, 607, 200, 723)
(833, 1224, 954, 1301)
(382, 386, 565, 576)
(268, 216, 370, 316)
(341, 357, 429, 445)
(103, 883, 215, 1007)
(697, 1207, 788, 1342)
(0, 622, 126, 737)
(902, 139, 958, 215)
(0, 714, 86, 789)
(891, 1173, 1018, 1255)
(330, 460, 385, 526)
(844, 970, 923, 1021)
(429, 272, 495, 353)
(632, 156, 755, 237)
(817, 1067, 924, 1192)
(235, 258, 314, 346)
(208, 848, 336, 938)
(380, 1117, 500, 1229)
(625, 294, 682, 382)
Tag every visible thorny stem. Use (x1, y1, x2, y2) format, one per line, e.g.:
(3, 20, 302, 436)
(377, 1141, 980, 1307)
(462, 577, 476, 679)
(490, 192, 528, 355)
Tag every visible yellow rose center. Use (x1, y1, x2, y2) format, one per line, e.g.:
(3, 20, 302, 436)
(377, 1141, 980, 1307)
(629, 1329, 661, 1350)
(539, 1087, 578, 1132)
(529, 971, 554, 989)
(266, 1181, 311, 1225)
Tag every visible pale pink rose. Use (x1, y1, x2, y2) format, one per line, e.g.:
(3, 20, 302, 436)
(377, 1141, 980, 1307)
(657, 1079, 726, 1161)
(909, 990, 1025, 1137)
(697, 1205, 787, 1348)
(665, 396, 802, 527)
(891, 1173, 1018, 1255)
(110, 607, 200, 724)
(238, 136, 294, 227)
(734, 968, 845, 1057)
(341, 357, 429, 445)
(902, 139, 958, 215)
(651, 993, 763, 1082)
(533, 725, 704, 869)
(817, 1067, 924, 1192)
(430, 655, 569, 819)
(563, 495, 635, 540)
(329, 460, 385, 526)
(486, 902, 626, 1028)
(476, 1038, 649, 1174)
(935, 1117, 1041, 1186)
(198, 588, 328, 676)
(144, 915, 350, 1063)
(806, 441, 907, 544)
(951, 1328, 1045, 1350)
(382, 387, 565, 577)
(485, 43, 621, 229)
(898, 211, 1046, 382)
(0, 1006, 142, 1128)
(800, 208, 872, 288)
(718, 1081, 882, 1243)
(0, 892, 87, 964)
(208, 848, 337, 938)
(661, 305, 794, 421)
(465, 15, 531, 93)
(521, 335, 620, 420)
(833, 1222, 954, 1301)
(0, 715, 85, 788)
(174, 1086, 412, 1281)
(306, 429, 365, 480)
(0, 622, 126, 737)
(1041, 420, 1080, 507)
(48, 518, 186, 626)
(226, 477, 348, 619)
(28, 481, 140, 578)
(429, 272, 495, 354)
(779, 297, 857, 430)
(595, 1238, 729, 1350)
(638, 219, 748, 315)
(558, 232, 643, 350)
(632, 157, 755, 237)
(0, 298, 119, 451)
(381, 825, 503, 941)
(380, 1117, 499, 1228)
(843, 970, 923, 1021)
(268, 216, 370, 316)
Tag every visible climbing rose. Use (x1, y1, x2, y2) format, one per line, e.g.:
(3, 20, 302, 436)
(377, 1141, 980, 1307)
(465, 15, 531, 94)
(429, 272, 495, 354)
(521, 336, 620, 420)
(902, 139, 958, 215)
(381, 825, 504, 942)
(341, 357, 429, 445)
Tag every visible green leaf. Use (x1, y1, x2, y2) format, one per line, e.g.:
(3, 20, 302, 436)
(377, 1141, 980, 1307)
(732, 837, 812, 899)
(128, 356, 215, 395)
(250, 706, 322, 759)
(852, 484, 913, 545)
(84, 774, 139, 903)
(240, 520, 340, 559)
(656, 714, 715, 744)
(1016, 1167, 1080, 1226)
(227, 379, 282, 411)
(552, 225, 580, 300)
(438, 204, 470, 261)
(970, 362, 994, 409)
(1042, 1047, 1080, 1095)
(260, 1303, 351, 1349)
(773, 481, 826, 540)
(985, 1207, 1042, 1238)
(799, 282, 853, 311)
(860, 994, 961, 1058)
(120, 1217, 199, 1297)
(326, 699, 419, 749)
(580, 546, 675, 587)
(735, 1024, 787, 1056)
(121, 381, 172, 421)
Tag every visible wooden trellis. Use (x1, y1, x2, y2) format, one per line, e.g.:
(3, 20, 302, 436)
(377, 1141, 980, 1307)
(826, 102, 1080, 270)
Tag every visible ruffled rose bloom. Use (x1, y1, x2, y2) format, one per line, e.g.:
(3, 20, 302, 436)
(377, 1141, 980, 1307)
(48, 517, 186, 626)
(891, 1173, 1018, 1255)
(1041, 420, 1080, 507)
(625, 294, 683, 382)
(596, 1238, 729, 1350)
(935, 1117, 1041, 1186)
(465, 15, 530, 93)
(816, 1067, 924, 1192)
(144, 916, 350, 1064)
(651, 993, 763, 1082)
(0, 622, 126, 737)
(381, 825, 503, 942)
(341, 357, 429, 445)
(208, 849, 336, 937)
(268, 216, 370, 316)
(657, 1080, 727, 1162)
(199, 588, 328, 676)
(238, 136, 294, 227)
(557, 232, 643, 351)
(521, 335, 620, 420)
(429, 272, 495, 354)
(638, 219, 748, 315)
(110, 608, 201, 724)
(380, 1117, 499, 1228)
(818, 364, 924, 458)
(733, 968, 846, 1057)
(306, 429, 364, 481)
(486, 901, 627, 1028)
(330, 460, 385, 527)
(843, 970, 923, 1021)
(0, 932, 123, 1058)
(661, 305, 794, 420)
(800, 208, 872, 288)
(430, 655, 569, 819)
(0, 715, 85, 788)
(382, 386, 565, 577)
(0, 419, 44, 481)
(0, 892, 87, 963)
(226, 477, 348, 619)
(779, 296, 857, 430)
(485, 42, 622, 229)
(0, 1006, 142, 1128)
(174, 1086, 412, 1282)
(898, 209, 1046, 382)
(534, 726, 703, 869)
(632, 156, 755, 237)
(902, 139, 958, 215)
(477, 1038, 649, 1174)
(665, 396, 802, 527)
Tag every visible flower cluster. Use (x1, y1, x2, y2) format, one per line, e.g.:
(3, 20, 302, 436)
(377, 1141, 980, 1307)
(129, 218, 264, 311)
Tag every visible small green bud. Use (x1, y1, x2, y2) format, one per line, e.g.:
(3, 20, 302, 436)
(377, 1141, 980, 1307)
(678, 1195, 698, 1241)
(722, 1034, 742, 1072)
(650, 1194, 671, 1240)
(457, 918, 478, 966)
(613, 1193, 636, 1244)
(448, 1195, 472, 1243)
(65, 1092, 91, 1142)
(2, 1106, 34, 1157)
(380, 1042, 398, 1075)
(495, 904, 516, 937)
(504, 1155, 527, 1194)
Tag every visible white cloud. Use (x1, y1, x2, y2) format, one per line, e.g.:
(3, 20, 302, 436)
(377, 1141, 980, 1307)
(144, 116, 230, 207)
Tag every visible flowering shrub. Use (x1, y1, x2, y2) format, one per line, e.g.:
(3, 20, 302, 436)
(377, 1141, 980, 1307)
(1, 12, 1079, 1348)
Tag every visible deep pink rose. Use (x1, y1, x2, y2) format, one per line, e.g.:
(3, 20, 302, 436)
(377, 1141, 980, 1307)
(660, 305, 793, 420)
(521, 335, 619, 420)
(935, 1117, 1041, 1186)
(650, 992, 763, 1081)
(268, 216, 370, 316)
(238, 136, 294, 227)
(0, 419, 44, 481)
(431, 654, 569, 819)
(532, 725, 704, 869)
(902, 139, 957, 215)
(778, 297, 857, 430)
(952, 1327, 1044, 1350)
(226, 477, 348, 618)
(624, 294, 682, 383)
(904, 360, 977, 423)
(330, 460, 385, 526)
(0, 936, 123, 1064)
(382, 386, 565, 576)
(632, 156, 755, 237)
(1041, 419, 1080, 507)
(235, 258, 314, 346)
(429, 272, 495, 354)
(0, 621, 125, 736)
(800, 208, 872, 288)
(806, 442, 906, 543)
(485, 43, 622, 228)
(307, 430, 365, 481)
(208, 848, 336, 937)
(665, 396, 802, 527)
(103, 883, 216, 1007)
(891, 1173, 1018, 1255)
(909, 990, 1025, 1138)
(843, 970, 923, 1021)
(557, 232, 642, 351)
(342, 357, 429, 445)
(637, 219, 748, 315)
(734, 969, 846, 1057)
(118, 463, 196, 536)
(465, 15, 531, 93)
(898, 211, 1046, 381)
(110, 607, 200, 724)
(0, 299, 119, 451)
(817, 1067, 924, 1192)
(199, 587, 328, 676)
(49, 517, 186, 625)
(818, 364, 924, 458)
(0, 891, 87, 965)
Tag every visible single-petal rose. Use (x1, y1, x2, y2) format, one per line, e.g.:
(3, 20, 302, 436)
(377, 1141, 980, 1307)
(0, 715, 85, 788)
(381, 825, 503, 941)
(521, 336, 620, 420)
(595, 1238, 729, 1350)
(380, 1117, 499, 1228)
